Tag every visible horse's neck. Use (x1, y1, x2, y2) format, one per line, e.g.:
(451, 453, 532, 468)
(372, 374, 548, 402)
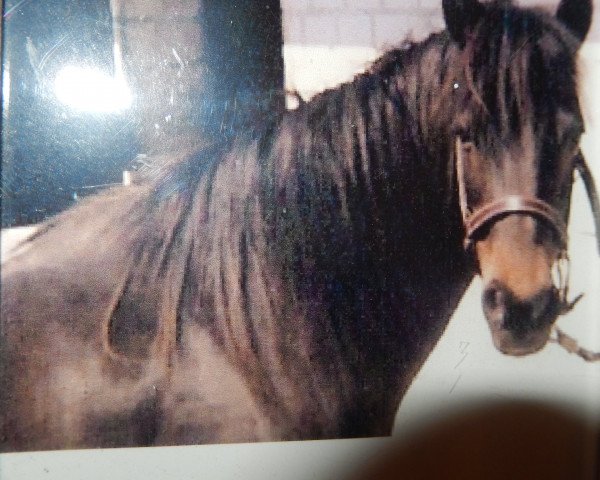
(265, 38, 468, 309)
(248, 52, 472, 429)
(179, 39, 471, 434)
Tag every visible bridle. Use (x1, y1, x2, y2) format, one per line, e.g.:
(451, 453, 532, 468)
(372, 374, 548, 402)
(455, 136, 600, 255)
(455, 136, 600, 361)
(455, 136, 570, 252)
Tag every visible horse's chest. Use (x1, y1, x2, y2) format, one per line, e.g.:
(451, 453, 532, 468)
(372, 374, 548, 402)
(155, 326, 277, 444)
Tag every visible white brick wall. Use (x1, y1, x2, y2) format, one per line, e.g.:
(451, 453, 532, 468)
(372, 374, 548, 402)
(282, 1, 582, 49)
(282, 0, 444, 99)
(282, 0, 599, 99)
(282, 0, 444, 49)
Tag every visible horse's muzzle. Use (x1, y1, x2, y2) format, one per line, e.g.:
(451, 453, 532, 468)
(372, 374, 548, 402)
(482, 282, 560, 356)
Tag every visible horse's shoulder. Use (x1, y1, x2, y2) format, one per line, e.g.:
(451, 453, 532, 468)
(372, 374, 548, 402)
(156, 324, 277, 444)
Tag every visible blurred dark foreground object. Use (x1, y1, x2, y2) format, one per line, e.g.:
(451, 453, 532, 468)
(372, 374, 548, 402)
(352, 401, 599, 480)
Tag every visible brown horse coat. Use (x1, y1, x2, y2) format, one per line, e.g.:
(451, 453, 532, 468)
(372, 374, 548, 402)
(0, 0, 591, 451)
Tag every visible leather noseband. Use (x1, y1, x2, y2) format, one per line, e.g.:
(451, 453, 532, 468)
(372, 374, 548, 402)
(462, 195, 568, 251)
(455, 137, 569, 252)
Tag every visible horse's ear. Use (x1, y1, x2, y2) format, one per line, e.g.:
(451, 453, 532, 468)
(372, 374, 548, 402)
(556, 0, 593, 42)
(442, 0, 484, 46)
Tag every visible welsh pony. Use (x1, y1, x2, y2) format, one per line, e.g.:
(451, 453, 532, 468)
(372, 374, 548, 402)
(0, 0, 594, 450)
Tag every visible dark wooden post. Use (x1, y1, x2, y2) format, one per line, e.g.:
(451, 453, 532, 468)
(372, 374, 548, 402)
(111, 0, 284, 154)
(198, 1, 285, 139)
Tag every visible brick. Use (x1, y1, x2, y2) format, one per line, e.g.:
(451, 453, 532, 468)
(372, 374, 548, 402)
(338, 14, 373, 47)
(310, 0, 344, 10)
(373, 14, 436, 49)
(283, 44, 378, 99)
(344, 0, 380, 14)
(429, 14, 445, 34)
(419, 0, 443, 10)
(381, 0, 420, 10)
(304, 14, 339, 46)
(283, 14, 306, 43)
(280, 0, 310, 12)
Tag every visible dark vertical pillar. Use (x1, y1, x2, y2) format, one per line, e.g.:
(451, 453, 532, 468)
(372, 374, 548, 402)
(198, 1, 285, 140)
(113, 0, 284, 154)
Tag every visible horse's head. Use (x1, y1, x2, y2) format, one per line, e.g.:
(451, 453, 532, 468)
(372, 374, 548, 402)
(443, 0, 592, 356)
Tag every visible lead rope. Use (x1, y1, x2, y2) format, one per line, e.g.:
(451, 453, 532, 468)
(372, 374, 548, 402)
(550, 154, 600, 362)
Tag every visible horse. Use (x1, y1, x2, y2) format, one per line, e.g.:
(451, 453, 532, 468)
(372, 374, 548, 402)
(0, 0, 594, 451)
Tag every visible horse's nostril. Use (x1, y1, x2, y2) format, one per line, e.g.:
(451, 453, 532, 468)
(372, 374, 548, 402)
(483, 284, 505, 313)
(482, 283, 560, 336)
(530, 288, 560, 326)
